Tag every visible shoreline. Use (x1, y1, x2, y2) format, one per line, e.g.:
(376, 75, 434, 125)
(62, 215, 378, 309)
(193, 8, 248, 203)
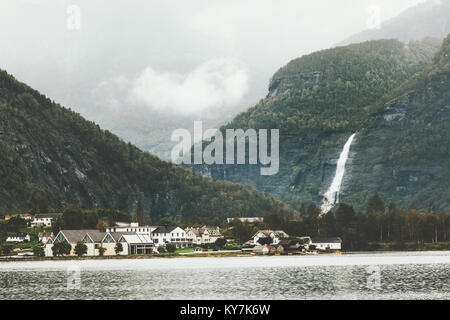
(1, 248, 450, 263)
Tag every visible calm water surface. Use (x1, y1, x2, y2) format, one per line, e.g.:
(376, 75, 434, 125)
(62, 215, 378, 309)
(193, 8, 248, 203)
(0, 251, 449, 300)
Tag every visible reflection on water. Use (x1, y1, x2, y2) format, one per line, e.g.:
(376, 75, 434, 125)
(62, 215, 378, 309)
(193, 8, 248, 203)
(0, 252, 449, 300)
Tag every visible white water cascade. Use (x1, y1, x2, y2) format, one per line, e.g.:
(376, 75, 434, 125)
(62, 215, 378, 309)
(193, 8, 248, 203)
(320, 133, 357, 215)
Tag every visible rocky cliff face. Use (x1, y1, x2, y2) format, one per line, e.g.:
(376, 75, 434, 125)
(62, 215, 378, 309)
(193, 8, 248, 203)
(191, 37, 450, 212)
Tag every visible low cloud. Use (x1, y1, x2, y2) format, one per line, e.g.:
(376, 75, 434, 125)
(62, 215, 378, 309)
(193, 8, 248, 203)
(129, 58, 249, 116)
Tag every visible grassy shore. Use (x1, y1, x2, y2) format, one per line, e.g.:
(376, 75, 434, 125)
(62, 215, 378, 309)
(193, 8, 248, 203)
(367, 241, 450, 251)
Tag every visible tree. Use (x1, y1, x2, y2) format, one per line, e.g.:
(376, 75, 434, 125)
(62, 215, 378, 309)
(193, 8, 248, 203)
(157, 245, 167, 253)
(158, 217, 176, 226)
(257, 237, 272, 245)
(38, 195, 50, 213)
(98, 246, 106, 257)
(166, 243, 176, 253)
(1, 244, 13, 256)
(52, 217, 63, 235)
(0, 223, 6, 242)
(115, 242, 123, 255)
(6, 216, 27, 233)
(62, 205, 83, 229)
(83, 211, 99, 229)
(230, 220, 256, 244)
(133, 208, 147, 225)
(33, 246, 45, 257)
(366, 195, 385, 216)
(74, 241, 87, 257)
(214, 238, 227, 250)
(52, 242, 72, 256)
(299, 203, 307, 218)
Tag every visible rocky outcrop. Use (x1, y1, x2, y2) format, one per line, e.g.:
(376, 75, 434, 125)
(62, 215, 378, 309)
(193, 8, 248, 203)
(191, 36, 450, 212)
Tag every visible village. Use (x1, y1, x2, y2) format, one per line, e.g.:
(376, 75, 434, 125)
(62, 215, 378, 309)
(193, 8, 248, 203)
(0, 214, 342, 259)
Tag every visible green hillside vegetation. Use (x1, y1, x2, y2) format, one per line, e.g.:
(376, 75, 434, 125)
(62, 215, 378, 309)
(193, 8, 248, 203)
(369, 35, 450, 166)
(0, 70, 296, 221)
(192, 37, 449, 212)
(226, 39, 439, 135)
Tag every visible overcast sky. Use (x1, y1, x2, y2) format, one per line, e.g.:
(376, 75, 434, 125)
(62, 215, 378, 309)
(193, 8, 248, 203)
(0, 0, 427, 155)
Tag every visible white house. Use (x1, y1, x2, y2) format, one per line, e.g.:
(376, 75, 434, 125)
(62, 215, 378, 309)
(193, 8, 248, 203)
(31, 213, 62, 227)
(310, 237, 342, 251)
(6, 234, 31, 242)
(152, 226, 188, 248)
(38, 232, 53, 243)
(252, 245, 270, 255)
(185, 226, 222, 245)
(44, 235, 54, 257)
(106, 222, 157, 237)
(252, 230, 289, 246)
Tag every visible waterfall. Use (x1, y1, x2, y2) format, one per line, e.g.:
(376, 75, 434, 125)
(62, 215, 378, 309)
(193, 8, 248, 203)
(321, 133, 357, 215)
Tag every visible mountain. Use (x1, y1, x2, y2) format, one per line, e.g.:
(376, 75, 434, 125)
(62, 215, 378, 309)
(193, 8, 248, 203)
(340, 0, 450, 45)
(0, 70, 296, 220)
(191, 36, 449, 212)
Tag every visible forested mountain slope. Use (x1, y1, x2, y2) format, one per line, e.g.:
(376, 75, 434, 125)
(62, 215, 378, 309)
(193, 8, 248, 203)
(0, 70, 296, 220)
(191, 37, 449, 212)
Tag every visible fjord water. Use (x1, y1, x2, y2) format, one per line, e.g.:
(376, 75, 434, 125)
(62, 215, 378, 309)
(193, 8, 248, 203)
(0, 251, 449, 300)
(321, 133, 357, 214)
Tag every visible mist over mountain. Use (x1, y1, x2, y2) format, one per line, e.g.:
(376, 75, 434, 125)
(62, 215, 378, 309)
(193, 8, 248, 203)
(340, 0, 450, 45)
(0, 0, 426, 160)
(0, 70, 296, 220)
(191, 36, 449, 212)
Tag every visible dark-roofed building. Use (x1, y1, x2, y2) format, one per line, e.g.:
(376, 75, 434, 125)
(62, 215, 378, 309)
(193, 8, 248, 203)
(251, 230, 289, 245)
(152, 226, 188, 248)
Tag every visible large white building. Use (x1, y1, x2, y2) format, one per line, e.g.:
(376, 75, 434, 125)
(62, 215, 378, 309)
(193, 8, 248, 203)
(152, 226, 188, 248)
(45, 230, 154, 257)
(106, 222, 157, 237)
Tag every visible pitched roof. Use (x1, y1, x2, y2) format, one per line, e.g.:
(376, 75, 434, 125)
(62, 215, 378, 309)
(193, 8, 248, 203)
(120, 234, 153, 244)
(254, 230, 288, 238)
(108, 232, 137, 242)
(199, 226, 221, 236)
(86, 230, 107, 242)
(185, 228, 200, 236)
(59, 230, 105, 243)
(152, 226, 178, 234)
(58, 230, 87, 243)
(38, 232, 53, 238)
